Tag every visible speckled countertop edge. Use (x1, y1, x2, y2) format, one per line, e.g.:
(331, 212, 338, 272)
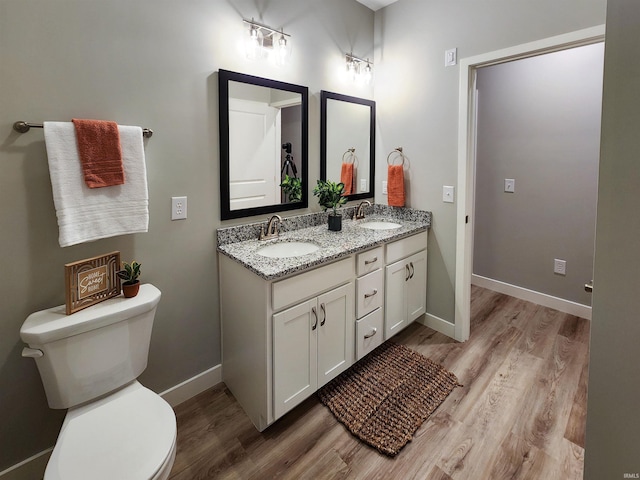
(217, 206, 431, 281)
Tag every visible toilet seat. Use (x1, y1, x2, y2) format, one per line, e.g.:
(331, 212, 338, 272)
(45, 381, 177, 480)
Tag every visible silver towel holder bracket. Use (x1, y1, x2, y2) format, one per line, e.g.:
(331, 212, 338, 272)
(13, 121, 153, 138)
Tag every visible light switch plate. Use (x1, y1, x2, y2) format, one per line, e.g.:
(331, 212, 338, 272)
(445, 48, 457, 67)
(382, 180, 388, 195)
(360, 179, 367, 191)
(443, 185, 455, 203)
(504, 178, 515, 193)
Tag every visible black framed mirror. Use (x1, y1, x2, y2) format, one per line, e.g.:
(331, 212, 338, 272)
(320, 91, 375, 201)
(219, 69, 308, 220)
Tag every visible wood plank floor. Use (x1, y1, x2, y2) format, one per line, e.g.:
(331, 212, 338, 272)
(168, 286, 589, 479)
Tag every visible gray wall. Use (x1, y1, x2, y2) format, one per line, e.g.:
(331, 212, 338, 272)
(373, 0, 606, 321)
(473, 44, 603, 306)
(0, 0, 374, 470)
(585, 0, 640, 476)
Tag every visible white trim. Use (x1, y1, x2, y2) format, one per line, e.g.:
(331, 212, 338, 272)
(160, 364, 222, 407)
(417, 313, 456, 338)
(0, 365, 223, 479)
(0, 448, 52, 480)
(472, 275, 592, 320)
(455, 25, 605, 342)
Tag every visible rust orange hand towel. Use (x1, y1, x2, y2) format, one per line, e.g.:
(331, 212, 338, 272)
(72, 118, 125, 188)
(387, 164, 405, 207)
(341, 162, 354, 195)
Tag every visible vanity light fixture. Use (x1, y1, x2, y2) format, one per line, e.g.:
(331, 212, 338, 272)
(243, 18, 291, 66)
(346, 53, 373, 84)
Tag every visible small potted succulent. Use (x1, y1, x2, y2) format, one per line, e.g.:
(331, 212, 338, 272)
(117, 260, 141, 298)
(313, 179, 348, 231)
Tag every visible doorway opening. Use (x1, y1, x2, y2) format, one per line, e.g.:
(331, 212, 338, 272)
(454, 25, 605, 342)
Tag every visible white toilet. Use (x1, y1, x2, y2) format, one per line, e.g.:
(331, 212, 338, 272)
(20, 284, 177, 480)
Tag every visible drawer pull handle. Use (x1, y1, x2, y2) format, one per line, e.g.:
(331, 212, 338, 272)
(405, 264, 410, 281)
(311, 307, 318, 330)
(409, 262, 415, 279)
(320, 303, 326, 326)
(364, 257, 378, 265)
(364, 328, 377, 339)
(364, 289, 378, 299)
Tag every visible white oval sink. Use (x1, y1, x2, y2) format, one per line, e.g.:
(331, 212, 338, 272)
(257, 241, 320, 258)
(359, 221, 402, 230)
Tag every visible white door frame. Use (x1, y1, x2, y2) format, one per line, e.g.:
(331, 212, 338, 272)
(454, 25, 605, 342)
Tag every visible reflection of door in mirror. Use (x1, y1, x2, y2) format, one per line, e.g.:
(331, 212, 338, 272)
(228, 82, 302, 211)
(321, 91, 375, 202)
(326, 100, 370, 194)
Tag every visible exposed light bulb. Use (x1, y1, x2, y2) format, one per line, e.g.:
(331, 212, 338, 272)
(363, 61, 373, 84)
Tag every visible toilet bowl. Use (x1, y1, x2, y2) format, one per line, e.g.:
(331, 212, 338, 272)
(20, 284, 177, 480)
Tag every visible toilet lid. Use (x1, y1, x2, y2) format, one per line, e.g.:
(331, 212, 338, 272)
(45, 382, 176, 480)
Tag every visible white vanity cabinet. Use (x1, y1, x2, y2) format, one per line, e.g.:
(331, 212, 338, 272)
(384, 231, 428, 339)
(219, 254, 354, 431)
(273, 282, 353, 418)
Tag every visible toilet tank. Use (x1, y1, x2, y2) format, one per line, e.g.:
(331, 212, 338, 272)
(20, 284, 161, 409)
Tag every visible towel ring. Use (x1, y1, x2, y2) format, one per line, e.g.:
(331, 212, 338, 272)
(387, 147, 406, 166)
(342, 148, 358, 166)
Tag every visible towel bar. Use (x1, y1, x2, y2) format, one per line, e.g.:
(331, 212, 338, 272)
(13, 121, 153, 138)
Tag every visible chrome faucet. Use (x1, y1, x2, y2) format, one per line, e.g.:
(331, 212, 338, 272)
(259, 215, 282, 240)
(355, 201, 372, 220)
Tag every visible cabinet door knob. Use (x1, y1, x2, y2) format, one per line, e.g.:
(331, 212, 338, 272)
(364, 289, 378, 299)
(311, 306, 318, 330)
(364, 257, 378, 265)
(364, 328, 377, 339)
(320, 303, 326, 326)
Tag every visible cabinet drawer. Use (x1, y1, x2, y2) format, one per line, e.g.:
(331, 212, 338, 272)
(356, 246, 384, 276)
(386, 231, 428, 265)
(272, 257, 355, 312)
(356, 269, 383, 319)
(356, 308, 384, 360)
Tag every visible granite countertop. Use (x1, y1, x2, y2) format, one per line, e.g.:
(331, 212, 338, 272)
(217, 206, 431, 281)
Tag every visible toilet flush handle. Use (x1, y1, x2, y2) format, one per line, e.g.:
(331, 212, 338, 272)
(21, 347, 43, 358)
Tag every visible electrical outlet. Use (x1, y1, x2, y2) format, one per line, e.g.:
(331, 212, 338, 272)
(382, 180, 388, 195)
(554, 258, 567, 275)
(171, 196, 187, 220)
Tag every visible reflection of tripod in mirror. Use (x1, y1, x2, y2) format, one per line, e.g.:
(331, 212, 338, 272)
(281, 142, 298, 202)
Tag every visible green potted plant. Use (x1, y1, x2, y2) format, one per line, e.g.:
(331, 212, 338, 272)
(313, 179, 348, 231)
(280, 174, 302, 203)
(117, 260, 141, 298)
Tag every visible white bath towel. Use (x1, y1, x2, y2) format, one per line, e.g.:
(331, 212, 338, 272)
(44, 122, 149, 247)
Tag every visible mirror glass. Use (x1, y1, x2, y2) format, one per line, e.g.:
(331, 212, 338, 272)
(219, 70, 308, 220)
(321, 91, 375, 201)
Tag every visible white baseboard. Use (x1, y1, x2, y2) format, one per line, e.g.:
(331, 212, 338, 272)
(160, 364, 223, 407)
(1, 364, 223, 479)
(0, 448, 52, 480)
(472, 274, 592, 320)
(417, 313, 456, 338)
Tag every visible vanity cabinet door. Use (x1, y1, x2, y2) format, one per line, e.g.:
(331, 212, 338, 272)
(384, 249, 427, 339)
(406, 250, 427, 324)
(385, 259, 408, 339)
(273, 299, 318, 419)
(272, 282, 354, 419)
(317, 283, 354, 388)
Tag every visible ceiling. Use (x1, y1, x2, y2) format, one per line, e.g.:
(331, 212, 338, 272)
(355, 0, 398, 11)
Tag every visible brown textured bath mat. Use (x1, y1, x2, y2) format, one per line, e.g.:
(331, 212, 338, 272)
(317, 342, 461, 456)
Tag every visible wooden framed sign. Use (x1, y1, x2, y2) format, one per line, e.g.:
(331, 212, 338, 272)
(65, 251, 121, 315)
